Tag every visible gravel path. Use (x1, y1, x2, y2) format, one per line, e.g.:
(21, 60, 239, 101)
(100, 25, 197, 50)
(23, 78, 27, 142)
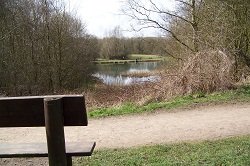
(1, 103, 250, 165)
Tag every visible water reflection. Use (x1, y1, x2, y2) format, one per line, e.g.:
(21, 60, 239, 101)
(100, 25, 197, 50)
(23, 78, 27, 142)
(93, 62, 162, 85)
(93, 73, 160, 85)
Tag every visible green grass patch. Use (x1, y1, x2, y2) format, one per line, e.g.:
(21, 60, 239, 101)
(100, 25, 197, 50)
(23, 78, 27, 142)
(128, 54, 163, 60)
(93, 59, 163, 64)
(94, 59, 137, 64)
(74, 135, 250, 165)
(93, 54, 165, 64)
(89, 85, 250, 118)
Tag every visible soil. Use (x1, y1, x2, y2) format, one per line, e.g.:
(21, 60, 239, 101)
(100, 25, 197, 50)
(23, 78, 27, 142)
(1, 103, 250, 165)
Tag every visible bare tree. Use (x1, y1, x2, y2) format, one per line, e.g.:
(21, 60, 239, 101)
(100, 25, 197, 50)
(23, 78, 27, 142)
(122, 0, 203, 53)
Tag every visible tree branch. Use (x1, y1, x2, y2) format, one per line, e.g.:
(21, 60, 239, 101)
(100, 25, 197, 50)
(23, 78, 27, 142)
(124, 0, 195, 52)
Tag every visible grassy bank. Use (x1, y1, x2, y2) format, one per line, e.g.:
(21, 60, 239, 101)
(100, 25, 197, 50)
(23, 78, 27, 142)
(93, 59, 163, 64)
(74, 135, 250, 165)
(89, 85, 250, 118)
(128, 54, 163, 60)
(93, 54, 164, 64)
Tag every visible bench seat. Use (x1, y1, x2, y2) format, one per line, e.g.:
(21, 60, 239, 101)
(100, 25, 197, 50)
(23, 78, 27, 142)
(0, 141, 96, 158)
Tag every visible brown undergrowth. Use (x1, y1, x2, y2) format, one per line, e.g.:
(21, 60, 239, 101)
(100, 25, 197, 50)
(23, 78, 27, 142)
(84, 83, 157, 108)
(154, 50, 236, 98)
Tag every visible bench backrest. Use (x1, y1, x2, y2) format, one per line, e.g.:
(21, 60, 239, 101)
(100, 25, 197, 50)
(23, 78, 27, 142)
(0, 95, 87, 127)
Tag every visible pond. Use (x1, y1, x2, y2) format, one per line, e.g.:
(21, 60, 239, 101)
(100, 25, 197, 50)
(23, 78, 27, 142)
(93, 62, 162, 85)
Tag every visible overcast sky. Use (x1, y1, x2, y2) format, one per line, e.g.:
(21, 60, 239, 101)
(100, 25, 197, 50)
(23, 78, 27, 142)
(65, 0, 175, 38)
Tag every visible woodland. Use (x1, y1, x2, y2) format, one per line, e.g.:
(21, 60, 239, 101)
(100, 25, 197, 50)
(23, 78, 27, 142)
(0, 0, 249, 99)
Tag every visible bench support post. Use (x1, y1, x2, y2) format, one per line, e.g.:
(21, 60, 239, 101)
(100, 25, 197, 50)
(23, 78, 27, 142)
(44, 98, 67, 166)
(67, 156, 73, 166)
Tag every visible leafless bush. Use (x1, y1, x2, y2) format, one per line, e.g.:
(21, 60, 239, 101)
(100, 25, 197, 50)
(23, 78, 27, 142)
(181, 50, 234, 92)
(154, 50, 235, 99)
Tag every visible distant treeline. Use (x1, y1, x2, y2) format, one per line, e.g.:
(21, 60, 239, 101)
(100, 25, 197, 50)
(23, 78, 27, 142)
(99, 35, 167, 60)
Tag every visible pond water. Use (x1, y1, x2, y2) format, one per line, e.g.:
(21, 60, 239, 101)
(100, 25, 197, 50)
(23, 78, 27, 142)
(93, 62, 162, 85)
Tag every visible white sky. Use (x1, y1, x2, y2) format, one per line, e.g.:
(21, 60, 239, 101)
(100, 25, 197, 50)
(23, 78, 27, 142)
(65, 0, 176, 38)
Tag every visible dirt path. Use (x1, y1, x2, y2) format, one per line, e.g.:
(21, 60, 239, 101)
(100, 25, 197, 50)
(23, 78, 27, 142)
(1, 103, 250, 165)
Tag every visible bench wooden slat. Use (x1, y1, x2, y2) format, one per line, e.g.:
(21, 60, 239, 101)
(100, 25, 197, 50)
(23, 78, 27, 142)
(0, 95, 87, 127)
(0, 142, 96, 158)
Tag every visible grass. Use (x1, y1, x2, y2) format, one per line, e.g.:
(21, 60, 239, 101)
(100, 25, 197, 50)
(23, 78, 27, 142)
(93, 54, 164, 64)
(82, 86, 250, 165)
(74, 135, 250, 165)
(128, 54, 163, 60)
(93, 59, 163, 64)
(94, 59, 138, 64)
(88, 85, 250, 118)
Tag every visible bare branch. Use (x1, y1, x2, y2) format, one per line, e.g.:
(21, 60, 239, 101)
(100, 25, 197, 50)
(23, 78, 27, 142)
(123, 0, 195, 52)
(175, 0, 192, 7)
(149, 0, 193, 25)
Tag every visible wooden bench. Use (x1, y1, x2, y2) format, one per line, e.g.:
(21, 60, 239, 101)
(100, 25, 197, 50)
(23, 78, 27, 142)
(0, 95, 95, 166)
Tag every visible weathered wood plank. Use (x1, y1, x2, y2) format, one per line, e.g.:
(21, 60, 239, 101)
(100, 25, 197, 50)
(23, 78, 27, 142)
(44, 98, 67, 166)
(0, 95, 87, 127)
(0, 142, 96, 158)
